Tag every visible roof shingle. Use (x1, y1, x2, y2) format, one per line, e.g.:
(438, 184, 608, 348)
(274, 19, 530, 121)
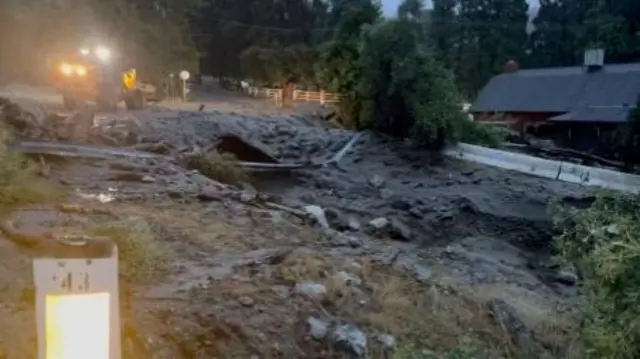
(470, 63, 640, 123)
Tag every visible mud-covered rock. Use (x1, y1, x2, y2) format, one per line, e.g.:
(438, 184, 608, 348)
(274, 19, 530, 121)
(333, 271, 362, 286)
(307, 317, 329, 340)
(135, 141, 172, 155)
(295, 282, 327, 299)
(324, 207, 350, 230)
(368, 217, 389, 231)
(488, 299, 545, 356)
(347, 217, 361, 231)
(375, 333, 395, 348)
(556, 265, 578, 286)
(238, 296, 255, 307)
(330, 324, 367, 357)
(389, 218, 412, 241)
(369, 175, 385, 188)
(411, 263, 433, 283)
(304, 205, 329, 229)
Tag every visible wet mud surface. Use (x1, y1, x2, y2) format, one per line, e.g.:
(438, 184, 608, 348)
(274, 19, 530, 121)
(0, 86, 593, 358)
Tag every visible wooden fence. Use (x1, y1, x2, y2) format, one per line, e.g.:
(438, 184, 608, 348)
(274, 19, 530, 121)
(244, 86, 341, 106)
(292, 90, 341, 104)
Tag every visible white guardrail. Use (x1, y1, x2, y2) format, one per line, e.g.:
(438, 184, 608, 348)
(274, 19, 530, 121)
(445, 143, 640, 193)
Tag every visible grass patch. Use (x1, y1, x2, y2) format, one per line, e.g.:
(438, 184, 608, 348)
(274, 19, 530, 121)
(361, 271, 493, 354)
(357, 267, 576, 359)
(276, 252, 327, 284)
(552, 191, 640, 359)
(393, 339, 478, 359)
(90, 218, 167, 284)
(0, 127, 64, 210)
(183, 151, 249, 185)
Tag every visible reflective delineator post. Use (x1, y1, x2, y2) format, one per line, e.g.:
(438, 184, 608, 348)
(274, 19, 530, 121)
(179, 70, 190, 103)
(33, 238, 121, 359)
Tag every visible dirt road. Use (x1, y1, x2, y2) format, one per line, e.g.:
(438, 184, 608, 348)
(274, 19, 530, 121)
(0, 84, 591, 358)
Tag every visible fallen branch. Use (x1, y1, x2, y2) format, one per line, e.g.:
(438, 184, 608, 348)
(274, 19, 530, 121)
(326, 131, 365, 165)
(505, 142, 628, 170)
(262, 201, 310, 219)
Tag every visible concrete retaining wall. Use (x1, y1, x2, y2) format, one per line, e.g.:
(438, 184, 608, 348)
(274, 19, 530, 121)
(445, 143, 640, 193)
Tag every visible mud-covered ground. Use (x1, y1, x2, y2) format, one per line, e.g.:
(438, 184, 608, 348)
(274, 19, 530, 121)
(0, 85, 593, 358)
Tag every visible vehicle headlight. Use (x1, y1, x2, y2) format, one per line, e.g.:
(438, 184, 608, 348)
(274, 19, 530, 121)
(60, 63, 73, 76)
(75, 66, 87, 76)
(80, 48, 90, 56)
(94, 46, 111, 62)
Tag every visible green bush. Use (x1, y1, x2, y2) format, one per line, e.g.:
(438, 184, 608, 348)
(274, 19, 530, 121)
(458, 121, 507, 148)
(0, 126, 62, 208)
(183, 151, 249, 186)
(553, 191, 640, 359)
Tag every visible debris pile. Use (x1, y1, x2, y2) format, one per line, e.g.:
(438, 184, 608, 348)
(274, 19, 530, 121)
(0, 97, 52, 139)
(0, 92, 593, 359)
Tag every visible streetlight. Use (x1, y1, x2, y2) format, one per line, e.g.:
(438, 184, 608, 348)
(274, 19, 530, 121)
(33, 237, 121, 359)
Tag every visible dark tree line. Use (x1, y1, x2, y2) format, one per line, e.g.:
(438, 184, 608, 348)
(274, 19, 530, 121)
(430, 0, 640, 97)
(189, 0, 640, 99)
(3, 0, 640, 149)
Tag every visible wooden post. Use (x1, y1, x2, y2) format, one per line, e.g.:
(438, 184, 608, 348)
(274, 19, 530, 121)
(274, 89, 283, 107)
(320, 90, 325, 105)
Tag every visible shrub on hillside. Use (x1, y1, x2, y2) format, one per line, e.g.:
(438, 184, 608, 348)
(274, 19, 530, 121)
(458, 120, 507, 148)
(319, 8, 500, 150)
(356, 20, 460, 149)
(553, 192, 640, 358)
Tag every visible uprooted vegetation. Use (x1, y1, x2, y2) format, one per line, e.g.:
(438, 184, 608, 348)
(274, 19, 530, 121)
(183, 151, 250, 185)
(90, 218, 168, 284)
(0, 125, 62, 210)
(553, 192, 640, 359)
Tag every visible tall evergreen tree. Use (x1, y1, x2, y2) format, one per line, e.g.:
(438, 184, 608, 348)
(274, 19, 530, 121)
(529, 0, 588, 67)
(528, 0, 640, 67)
(398, 0, 424, 21)
(430, 0, 457, 67)
(457, 0, 529, 96)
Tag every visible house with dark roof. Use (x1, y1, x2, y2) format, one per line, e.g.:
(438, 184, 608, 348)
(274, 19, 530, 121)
(470, 50, 640, 152)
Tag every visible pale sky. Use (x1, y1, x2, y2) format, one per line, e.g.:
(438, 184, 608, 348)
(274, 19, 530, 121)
(381, 0, 540, 16)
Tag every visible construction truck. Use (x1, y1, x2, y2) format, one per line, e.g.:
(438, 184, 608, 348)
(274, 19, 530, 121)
(51, 44, 158, 111)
